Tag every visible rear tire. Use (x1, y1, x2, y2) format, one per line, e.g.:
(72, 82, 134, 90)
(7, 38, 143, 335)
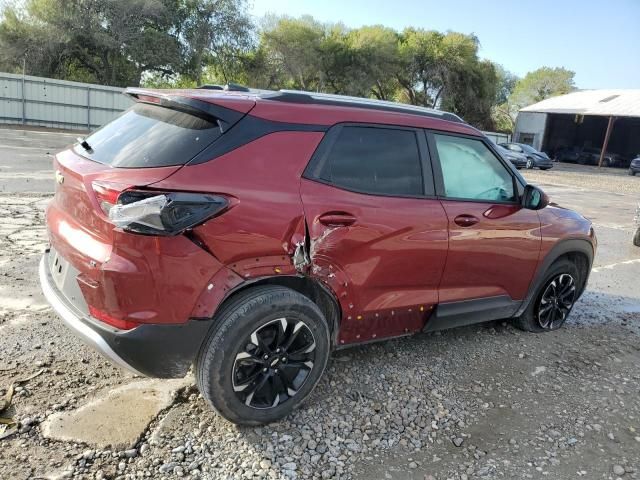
(634, 228, 640, 247)
(526, 158, 534, 169)
(514, 259, 581, 333)
(195, 285, 330, 425)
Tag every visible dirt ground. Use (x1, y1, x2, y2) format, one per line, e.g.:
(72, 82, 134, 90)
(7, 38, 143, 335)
(0, 128, 638, 480)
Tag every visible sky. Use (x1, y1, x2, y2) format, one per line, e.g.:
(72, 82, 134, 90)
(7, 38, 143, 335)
(249, 0, 640, 90)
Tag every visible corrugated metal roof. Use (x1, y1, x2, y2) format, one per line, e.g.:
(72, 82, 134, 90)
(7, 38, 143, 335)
(520, 89, 640, 117)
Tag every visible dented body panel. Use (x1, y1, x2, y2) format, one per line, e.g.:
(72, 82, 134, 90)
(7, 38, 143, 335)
(299, 178, 448, 344)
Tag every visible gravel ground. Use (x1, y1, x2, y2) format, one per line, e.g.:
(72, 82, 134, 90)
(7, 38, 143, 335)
(523, 162, 639, 195)
(0, 131, 639, 480)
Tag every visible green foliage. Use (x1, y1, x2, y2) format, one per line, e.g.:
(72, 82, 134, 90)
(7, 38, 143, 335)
(510, 67, 576, 110)
(492, 67, 576, 133)
(0, 4, 578, 130)
(0, 0, 251, 87)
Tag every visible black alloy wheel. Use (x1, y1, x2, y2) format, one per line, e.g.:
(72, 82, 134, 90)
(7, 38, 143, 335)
(196, 285, 330, 425)
(536, 273, 576, 330)
(232, 317, 316, 409)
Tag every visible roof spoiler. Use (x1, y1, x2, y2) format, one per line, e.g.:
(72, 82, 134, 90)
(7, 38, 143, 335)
(124, 88, 245, 133)
(197, 82, 250, 92)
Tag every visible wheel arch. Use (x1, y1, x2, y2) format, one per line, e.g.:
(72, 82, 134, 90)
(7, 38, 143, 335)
(515, 238, 594, 317)
(214, 275, 341, 346)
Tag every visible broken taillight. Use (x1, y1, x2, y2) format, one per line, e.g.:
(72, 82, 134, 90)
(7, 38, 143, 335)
(91, 181, 228, 236)
(92, 180, 125, 215)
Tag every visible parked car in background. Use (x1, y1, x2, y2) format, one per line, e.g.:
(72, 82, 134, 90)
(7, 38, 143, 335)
(577, 148, 628, 168)
(629, 155, 640, 176)
(554, 146, 583, 163)
(499, 142, 554, 170)
(40, 87, 596, 425)
(497, 145, 527, 169)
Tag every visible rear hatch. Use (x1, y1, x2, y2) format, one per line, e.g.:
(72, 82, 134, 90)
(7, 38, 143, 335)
(48, 90, 255, 266)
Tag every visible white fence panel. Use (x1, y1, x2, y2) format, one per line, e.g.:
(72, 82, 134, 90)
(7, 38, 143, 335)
(0, 72, 133, 131)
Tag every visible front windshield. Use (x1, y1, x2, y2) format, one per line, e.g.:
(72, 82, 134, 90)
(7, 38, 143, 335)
(520, 144, 537, 153)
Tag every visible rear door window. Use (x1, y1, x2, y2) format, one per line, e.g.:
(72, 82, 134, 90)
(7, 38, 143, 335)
(78, 103, 222, 168)
(316, 126, 424, 196)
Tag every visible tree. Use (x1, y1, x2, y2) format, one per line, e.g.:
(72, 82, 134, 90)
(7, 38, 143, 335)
(0, 0, 252, 87)
(495, 65, 518, 105)
(492, 66, 519, 132)
(510, 67, 576, 110)
(181, 0, 253, 85)
(494, 67, 576, 133)
(258, 15, 325, 91)
(441, 59, 499, 131)
(345, 25, 400, 100)
(395, 29, 498, 128)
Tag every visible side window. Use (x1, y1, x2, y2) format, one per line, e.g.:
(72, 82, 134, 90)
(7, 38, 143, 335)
(433, 134, 516, 202)
(318, 126, 424, 196)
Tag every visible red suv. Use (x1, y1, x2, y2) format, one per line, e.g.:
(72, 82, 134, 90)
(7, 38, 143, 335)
(40, 87, 596, 424)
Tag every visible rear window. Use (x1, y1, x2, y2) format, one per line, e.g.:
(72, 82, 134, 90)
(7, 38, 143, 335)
(78, 103, 222, 168)
(318, 126, 423, 196)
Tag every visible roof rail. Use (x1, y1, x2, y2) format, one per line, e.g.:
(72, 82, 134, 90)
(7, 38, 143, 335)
(265, 89, 464, 123)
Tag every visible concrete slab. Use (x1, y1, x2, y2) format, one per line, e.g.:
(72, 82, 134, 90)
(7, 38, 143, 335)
(41, 377, 192, 450)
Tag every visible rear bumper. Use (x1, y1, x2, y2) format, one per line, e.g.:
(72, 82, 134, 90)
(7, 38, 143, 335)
(39, 250, 211, 378)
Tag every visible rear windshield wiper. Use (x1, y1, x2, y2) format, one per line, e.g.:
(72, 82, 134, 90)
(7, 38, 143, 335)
(77, 137, 94, 153)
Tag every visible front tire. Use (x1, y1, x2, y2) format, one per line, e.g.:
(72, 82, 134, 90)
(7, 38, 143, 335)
(514, 259, 581, 333)
(526, 158, 534, 169)
(196, 286, 330, 425)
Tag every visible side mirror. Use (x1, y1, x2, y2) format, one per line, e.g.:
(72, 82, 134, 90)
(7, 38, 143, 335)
(522, 184, 549, 210)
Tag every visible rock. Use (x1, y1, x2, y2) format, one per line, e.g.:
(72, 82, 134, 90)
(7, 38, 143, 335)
(453, 437, 464, 447)
(613, 465, 625, 476)
(282, 462, 297, 471)
(123, 449, 137, 458)
(160, 462, 178, 473)
(408, 462, 418, 469)
(81, 449, 95, 460)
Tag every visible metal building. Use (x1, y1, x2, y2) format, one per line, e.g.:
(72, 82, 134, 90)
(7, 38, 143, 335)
(513, 89, 640, 166)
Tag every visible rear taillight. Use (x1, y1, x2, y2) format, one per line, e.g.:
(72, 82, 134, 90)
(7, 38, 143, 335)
(91, 181, 228, 236)
(92, 181, 126, 215)
(89, 306, 140, 330)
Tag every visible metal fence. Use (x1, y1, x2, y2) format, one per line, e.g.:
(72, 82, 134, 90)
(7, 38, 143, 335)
(482, 131, 511, 144)
(0, 72, 132, 131)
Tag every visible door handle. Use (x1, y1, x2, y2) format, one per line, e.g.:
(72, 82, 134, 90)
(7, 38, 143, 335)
(454, 214, 479, 227)
(318, 212, 356, 227)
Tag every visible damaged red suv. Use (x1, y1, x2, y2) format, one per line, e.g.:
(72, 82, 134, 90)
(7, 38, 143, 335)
(40, 86, 596, 424)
